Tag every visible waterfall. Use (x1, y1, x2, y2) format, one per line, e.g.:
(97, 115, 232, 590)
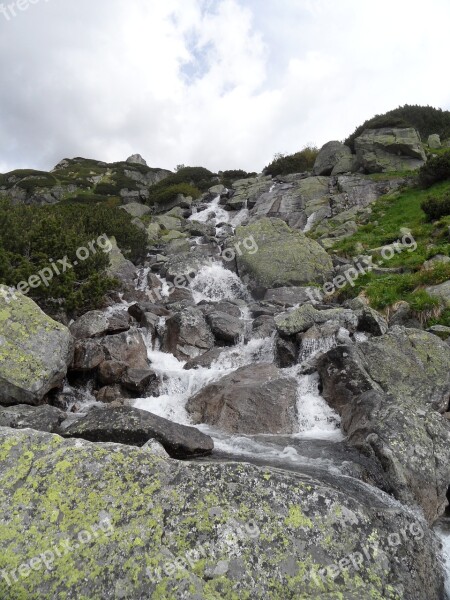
(189, 263, 250, 303)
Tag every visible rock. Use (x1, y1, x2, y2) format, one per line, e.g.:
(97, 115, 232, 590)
(0, 287, 73, 406)
(101, 330, 149, 370)
(423, 254, 450, 270)
(234, 219, 333, 297)
(275, 303, 358, 336)
(119, 202, 152, 218)
(298, 322, 341, 362)
(274, 336, 298, 368)
(140, 438, 170, 458)
(206, 311, 244, 344)
(162, 307, 214, 360)
(69, 310, 130, 339)
(126, 153, 147, 166)
(264, 286, 323, 307)
(106, 237, 138, 287)
(98, 360, 128, 385)
(427, 325, 450, 340)
(428, 134, 441, 149)
(208, 184, 226, 196)
(71, 339, 105, 372)
(251, 315, 277, 340)
(427, 280, 450, 307)
(0, 404, 66, 433)
(62, 406, 214, 459)
(356, 305, 388, 336)
(186, 364, 298, 434)
(121, 369, 157, 395)
(355, 128, 427, 173)
(183, 348, 226, 370)
(317, 328, 450, 521)
(313, 141, 354, 176)
(95, 385, 126, 404)
(0, 427, 442, 599)
(388, 301, 423, 329)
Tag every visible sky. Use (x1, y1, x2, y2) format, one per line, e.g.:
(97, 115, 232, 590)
(0, 0, 449, 174)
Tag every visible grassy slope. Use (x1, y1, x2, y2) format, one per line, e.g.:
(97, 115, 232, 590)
(332, 179, 450, 326)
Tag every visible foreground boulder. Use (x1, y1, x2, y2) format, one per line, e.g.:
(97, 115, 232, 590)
(0, 404, 66, 433)
(234, 218, 333, 296)
(355, 127, 427, 173)
(317, 327, 450, 522)
(0, 287, 73, 406)
(186, 364, 298, 434)
(0, 427, 443, 599)
(62, 405, 213, 459)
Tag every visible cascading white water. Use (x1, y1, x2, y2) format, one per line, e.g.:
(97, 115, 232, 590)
(435, 520, 450, 599)
(189, 263, 250, 304)
(188, 195, 229, 226)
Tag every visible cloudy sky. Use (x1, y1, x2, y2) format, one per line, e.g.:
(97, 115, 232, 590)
(0, 0, 449, 174)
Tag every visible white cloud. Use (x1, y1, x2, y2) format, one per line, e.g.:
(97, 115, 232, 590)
(0, 0, 449, 174)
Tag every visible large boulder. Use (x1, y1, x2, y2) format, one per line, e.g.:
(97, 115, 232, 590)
(317, 327, 450, 522)
(101, 329, 149, 370)
(186, 364, 298, 434)
(354, 127, 427, 173)
(106, 237, 138, 287)
(69, 310, 130, 340)
(162, 307, 215, 360)
(0, 404, 66, 433)
(313, 141, 355, 176)
(0, 287, 73, 406)
(234, 219, 334, 297)
(0, 427, 443, 598)
(275, 303, 358, 336)
(62, 405, 213, 459)
(428, 134, 441, 149)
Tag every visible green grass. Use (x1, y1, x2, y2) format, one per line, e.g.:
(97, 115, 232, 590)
(333, 180, 450, 325)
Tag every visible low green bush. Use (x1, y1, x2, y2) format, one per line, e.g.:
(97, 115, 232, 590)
(263, 146, 318, 177)
(150, 183, 200, 207)
(421, 193, 450, 221)
(418, 152, 450, 188)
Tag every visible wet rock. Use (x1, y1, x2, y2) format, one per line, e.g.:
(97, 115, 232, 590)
(0, 426, 442, 599)
(274, 336, 298, 368)
(187, 364, 298, 434)
(101, 330, 149, 370)
(206, 311, 245, 344)
(98, 360, 128, 385)
(162, 307, 215, 360)
(0, 286, 74, 406)
(317, 328, 450, 522)
(62, 405, 214, 459)
(71, 339, 105, 372)
(70, 310, 130, 340)
(121, 368, 157, 395)
(183, 347, 226, 370)
(251, 315, 277, 340)
(0, 404, 66, 433)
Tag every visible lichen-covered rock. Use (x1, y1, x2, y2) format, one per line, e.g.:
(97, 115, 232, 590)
(234, 219, 333, 297)
(186, 364, 298, 434)
(0, 287, 73, 406)
(0, 427, 443, 599)
(275, 303, 358, 336)
(355, 128, 427, 173)
(317, 327, 450, 522)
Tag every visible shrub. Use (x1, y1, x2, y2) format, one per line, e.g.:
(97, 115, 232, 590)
(95, 182, 119, 196)
(220, 170, 257, 188)
(263, 146, 319, 177)
(149, 183, 201, 207)
(418, 152, 450, 188)
(421, 194, 450, 221)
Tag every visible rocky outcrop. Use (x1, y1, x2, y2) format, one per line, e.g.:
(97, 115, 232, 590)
(186, 364, 298, 434)
(0, 427, 443, 599)
(234, 218, 333, 297)
(355, 127, 427, 173)
(0, 287, 73, 406)
(126, 153, 148, 166)
(62, 406, 213, 458)
(275, 303, 358, 336)
(428, 134, 441, 149)
(313, 141, 356, 176)
(317, 327, 450, 522)
(70, 310, 130, 339)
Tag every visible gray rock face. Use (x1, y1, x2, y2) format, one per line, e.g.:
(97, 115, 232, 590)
(162, 307, 215, 360)
(101, 329, 149, 370)
(355, 127, 427, 173)
(106, 237, 138, 288)
(0, 427, 443, 599)
(70, 310, 130, 340)
(428, 134, 441, 149)
(0, 404, 66, 433)
(71, 339, 105, 371)
(275, 303, 358, 336)
(0, 287, 74, 406)
(126, 153, 148, 166)
(317, 327, 450, 522)
(61, 405, 214, 459)
(119, 202, 152, 218)
(313, 141, 355, 176)
(186, 364, 298, 434)
(206, 311, 245, 344)
(427, 279, 450, 307)
(234, 219, 334, 297)
(264, 286, 323, 307)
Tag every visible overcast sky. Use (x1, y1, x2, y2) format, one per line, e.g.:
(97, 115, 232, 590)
(0, 0, 449, 174)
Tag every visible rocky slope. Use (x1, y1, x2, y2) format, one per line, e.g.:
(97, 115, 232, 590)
(1, 129, 450, 599)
